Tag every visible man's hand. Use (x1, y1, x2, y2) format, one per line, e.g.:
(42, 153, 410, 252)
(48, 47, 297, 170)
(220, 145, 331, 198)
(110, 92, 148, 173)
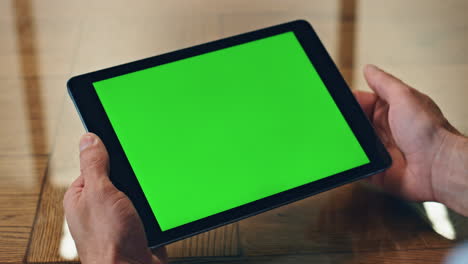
(354, 65, 468, 215)
(63, 133, 167, 264)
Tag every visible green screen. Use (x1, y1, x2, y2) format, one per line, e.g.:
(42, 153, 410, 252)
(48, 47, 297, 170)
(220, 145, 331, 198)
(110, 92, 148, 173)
(94, 32, 369, 231)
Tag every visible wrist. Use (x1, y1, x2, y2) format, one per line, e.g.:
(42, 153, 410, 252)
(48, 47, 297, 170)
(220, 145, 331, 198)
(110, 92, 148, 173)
(431, 128, 468, 215)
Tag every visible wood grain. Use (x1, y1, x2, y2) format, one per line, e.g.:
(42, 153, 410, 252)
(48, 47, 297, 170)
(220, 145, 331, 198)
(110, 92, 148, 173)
(337, 0, 356, 86)
(26, 181, 67, 263)
(0, 226, 32, 263)
(0, 194, 39, 227)
(0, 156, 47, 194)
(0, 193, 39, 263)
(0, 0, 467, 263)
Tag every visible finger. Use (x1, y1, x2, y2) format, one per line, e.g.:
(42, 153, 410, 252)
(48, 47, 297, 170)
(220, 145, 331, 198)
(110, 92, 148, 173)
(79, 133, 110, 184)
(352, 90, 377, 119)
(363, 64, 412, 105)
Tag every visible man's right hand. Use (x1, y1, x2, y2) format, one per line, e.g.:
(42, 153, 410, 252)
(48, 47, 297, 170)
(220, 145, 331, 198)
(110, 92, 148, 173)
(354, 65, 468, 215)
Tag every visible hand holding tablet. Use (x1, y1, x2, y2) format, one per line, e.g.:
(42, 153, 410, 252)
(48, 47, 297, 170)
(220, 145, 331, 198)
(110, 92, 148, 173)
(68, 20, 391, 247)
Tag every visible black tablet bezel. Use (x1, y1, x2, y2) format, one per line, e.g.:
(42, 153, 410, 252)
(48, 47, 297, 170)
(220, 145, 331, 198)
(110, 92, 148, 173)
(67, 20, 391, 248)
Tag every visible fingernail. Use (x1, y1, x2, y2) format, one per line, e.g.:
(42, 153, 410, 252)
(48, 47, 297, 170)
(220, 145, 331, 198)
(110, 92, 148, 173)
(80, 134, 96, 152)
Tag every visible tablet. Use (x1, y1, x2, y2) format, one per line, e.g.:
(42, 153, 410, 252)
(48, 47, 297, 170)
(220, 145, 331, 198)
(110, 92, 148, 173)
(68, 20, 391, 248)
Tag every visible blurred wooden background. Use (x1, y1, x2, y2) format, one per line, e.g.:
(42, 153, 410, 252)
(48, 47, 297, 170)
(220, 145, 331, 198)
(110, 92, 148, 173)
(0, 0, 467, 263)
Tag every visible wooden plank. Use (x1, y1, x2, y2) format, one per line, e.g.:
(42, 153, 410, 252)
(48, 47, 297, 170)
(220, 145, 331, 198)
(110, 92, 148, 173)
(0, 7, 81, 79)
(0, 194, 38, 263)
(71, 15, 218, 76)
(0, 155, 47, 263)
(0, 226, 32, 264)
(6, 1, 468, 263)
(0, 156, 47, 194)
(25, 181, 66, 263)
(0, 194, 38, 227)
(337, 0, 356, 85)
(0, 77, 69, 156)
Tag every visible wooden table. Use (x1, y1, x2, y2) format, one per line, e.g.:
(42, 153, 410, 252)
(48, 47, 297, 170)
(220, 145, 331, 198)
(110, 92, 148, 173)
(1, 0, 467, 263)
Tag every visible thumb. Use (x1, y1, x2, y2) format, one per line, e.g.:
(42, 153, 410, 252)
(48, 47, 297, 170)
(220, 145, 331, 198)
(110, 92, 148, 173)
(79, 133, 110, 184)
(363, 64, 412, 105)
